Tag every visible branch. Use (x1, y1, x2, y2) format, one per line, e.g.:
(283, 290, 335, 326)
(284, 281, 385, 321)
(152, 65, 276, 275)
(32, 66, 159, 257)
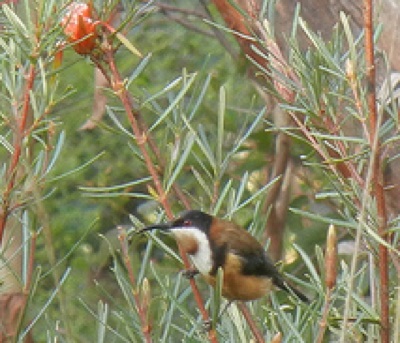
(155, 1, 238, 57)
(363, 1, 389, 342)
(237, 302, 265, 343)
(0, 63, 36, 243)
(101, 42, 217, 342)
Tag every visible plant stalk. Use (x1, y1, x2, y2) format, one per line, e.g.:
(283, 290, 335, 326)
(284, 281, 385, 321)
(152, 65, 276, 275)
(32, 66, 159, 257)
(102, 43, 217, 342)
(363, 0, 389, 341)
(0, 63, 36, 244)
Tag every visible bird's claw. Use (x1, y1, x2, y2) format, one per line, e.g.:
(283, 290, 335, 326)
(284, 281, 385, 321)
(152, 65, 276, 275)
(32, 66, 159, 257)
(202, 319, 213, 332)
(181, 268, 199, 279)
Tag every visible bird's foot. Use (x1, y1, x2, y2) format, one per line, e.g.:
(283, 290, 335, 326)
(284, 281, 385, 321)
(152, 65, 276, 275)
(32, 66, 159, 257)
(181, 268, 199, 279)
(202, 319, 213, 332)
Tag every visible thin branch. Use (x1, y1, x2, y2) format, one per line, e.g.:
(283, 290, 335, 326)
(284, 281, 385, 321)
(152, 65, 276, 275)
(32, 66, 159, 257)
(237, 302, 265, 343)
(101, 41, 217, 342)
(315, 289, 332, 343)
(156, 2, 214, 38)
(199, 0, 238, 58)
(363, 0, 389, 342)
(0, 63, 36, 243)
(211, 0, 268, 69)
(364, 0, 377, 140)
(106, 51, 171, 216)
(263, 130, 290, 261)
(156, 2, 208, 19)
(90, 58, 192, 212)
(162, 11, 215, 37)
(155, 1, 238, 57)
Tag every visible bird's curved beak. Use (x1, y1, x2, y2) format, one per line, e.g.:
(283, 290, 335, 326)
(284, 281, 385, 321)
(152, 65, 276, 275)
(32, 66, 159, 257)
(137, 222, 172, 234)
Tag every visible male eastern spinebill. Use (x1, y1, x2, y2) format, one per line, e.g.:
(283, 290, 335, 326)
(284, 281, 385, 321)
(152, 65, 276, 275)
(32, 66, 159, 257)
(140, 210, 308, 302)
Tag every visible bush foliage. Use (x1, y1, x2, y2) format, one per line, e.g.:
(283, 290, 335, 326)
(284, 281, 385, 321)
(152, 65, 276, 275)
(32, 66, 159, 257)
(0, 1, 398, 342)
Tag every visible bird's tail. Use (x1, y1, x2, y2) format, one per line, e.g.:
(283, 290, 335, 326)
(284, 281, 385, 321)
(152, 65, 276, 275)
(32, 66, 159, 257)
(274, 277, 309, 302)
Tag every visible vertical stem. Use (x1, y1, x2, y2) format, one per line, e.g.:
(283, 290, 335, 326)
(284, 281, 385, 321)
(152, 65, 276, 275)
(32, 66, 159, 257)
(103, 46, 217, 343)
(364, 0, 377, 139)
(363, 1, 389, 342)
(0, 64, 36, 243)
(237, 302, 265, 343)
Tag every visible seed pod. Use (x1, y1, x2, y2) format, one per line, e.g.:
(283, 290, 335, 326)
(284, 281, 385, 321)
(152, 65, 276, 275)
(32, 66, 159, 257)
(345, 58, 355, 81)
(325, 224, 338, 290)
(141, 278, 152, 334)
(270, 332, 282, 343)
(141, 277, 151, 314)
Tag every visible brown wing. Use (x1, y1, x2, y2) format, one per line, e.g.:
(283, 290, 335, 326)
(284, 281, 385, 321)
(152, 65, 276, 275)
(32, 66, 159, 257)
(209, 218, 309, 302)
(209, 218, 279, 278)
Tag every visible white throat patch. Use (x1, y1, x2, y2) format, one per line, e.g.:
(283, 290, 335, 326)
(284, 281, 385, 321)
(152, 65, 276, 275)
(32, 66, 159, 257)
(172, 227, 212, 275)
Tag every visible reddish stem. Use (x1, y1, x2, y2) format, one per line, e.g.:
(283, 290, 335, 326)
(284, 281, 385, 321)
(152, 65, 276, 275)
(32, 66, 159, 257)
(237, 302, 265, 343)
(106, 51, 171, 217)
(364, 2, 377, 141)
(102, 44, 216, 342)
(315, 289, 332, 343)
(363, 1, 389, 342)
(0, 63, 36, 243)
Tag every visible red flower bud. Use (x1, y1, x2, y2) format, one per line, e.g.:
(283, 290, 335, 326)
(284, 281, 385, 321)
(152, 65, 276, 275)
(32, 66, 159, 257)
(62, 2, 99, 55)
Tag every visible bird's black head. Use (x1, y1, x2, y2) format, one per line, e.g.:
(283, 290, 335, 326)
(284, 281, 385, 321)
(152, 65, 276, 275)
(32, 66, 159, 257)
(170, 210, 213, 233)
(139, 210, 213, 234)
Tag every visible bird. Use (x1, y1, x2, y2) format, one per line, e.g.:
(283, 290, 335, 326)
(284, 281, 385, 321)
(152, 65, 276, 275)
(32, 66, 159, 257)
(139, 210, 308, 302)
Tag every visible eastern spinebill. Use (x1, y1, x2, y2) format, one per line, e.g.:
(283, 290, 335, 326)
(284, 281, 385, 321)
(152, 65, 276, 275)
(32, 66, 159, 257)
(139, 210, 308, 302)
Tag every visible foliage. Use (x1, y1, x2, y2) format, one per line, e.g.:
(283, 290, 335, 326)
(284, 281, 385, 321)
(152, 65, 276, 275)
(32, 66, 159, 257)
(0, 0, 398, 342)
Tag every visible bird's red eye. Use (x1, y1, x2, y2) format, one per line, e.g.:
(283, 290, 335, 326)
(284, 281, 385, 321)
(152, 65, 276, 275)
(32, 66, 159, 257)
(183, 220, 192, 226)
